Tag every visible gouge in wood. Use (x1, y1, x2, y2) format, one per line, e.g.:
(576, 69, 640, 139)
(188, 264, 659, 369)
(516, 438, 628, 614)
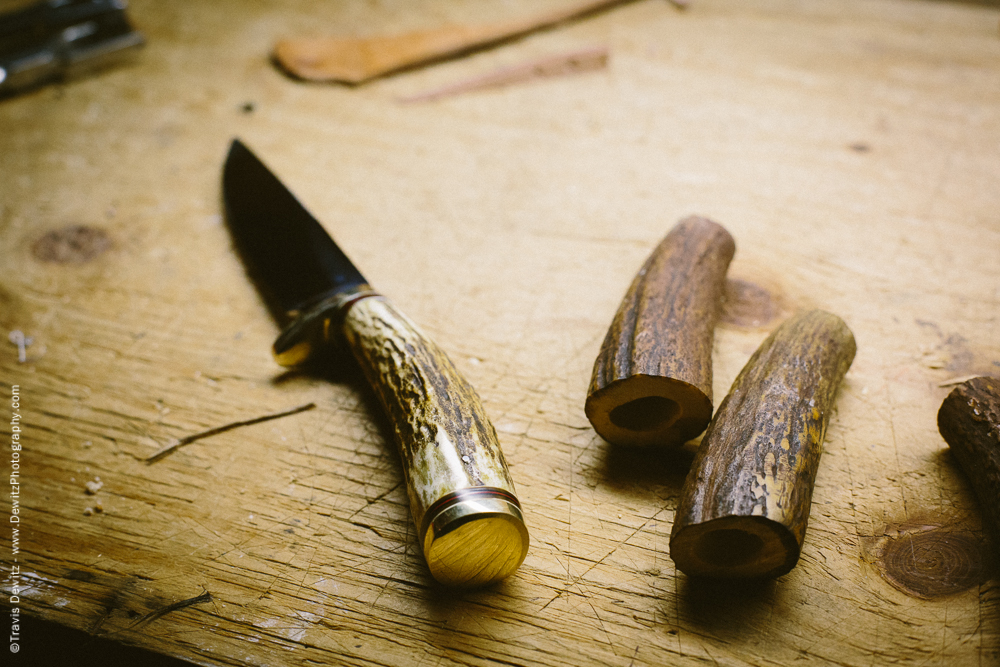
(222, 139, 528, 587)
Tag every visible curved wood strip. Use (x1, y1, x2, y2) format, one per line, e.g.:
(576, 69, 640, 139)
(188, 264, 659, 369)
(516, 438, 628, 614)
(273, 0, 636, 84)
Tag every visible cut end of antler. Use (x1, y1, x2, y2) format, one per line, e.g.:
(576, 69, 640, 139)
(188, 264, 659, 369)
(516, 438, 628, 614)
(670, 515, 800, 579)
(585, 374, 713, 446)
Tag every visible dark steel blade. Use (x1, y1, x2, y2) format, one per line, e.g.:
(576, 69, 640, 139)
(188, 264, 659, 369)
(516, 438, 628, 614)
(222, 139, 368, 321)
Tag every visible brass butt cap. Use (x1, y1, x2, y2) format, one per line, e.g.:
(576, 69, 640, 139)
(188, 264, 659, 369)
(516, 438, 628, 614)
(421, 488, 529, 588)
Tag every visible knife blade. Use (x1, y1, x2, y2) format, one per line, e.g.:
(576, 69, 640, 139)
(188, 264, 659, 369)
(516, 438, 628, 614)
(222, 139, 528, 587)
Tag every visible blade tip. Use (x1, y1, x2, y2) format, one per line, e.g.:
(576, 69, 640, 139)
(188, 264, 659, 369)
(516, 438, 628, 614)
(226, 137, 248, 160)
(223, 139, 256, 185)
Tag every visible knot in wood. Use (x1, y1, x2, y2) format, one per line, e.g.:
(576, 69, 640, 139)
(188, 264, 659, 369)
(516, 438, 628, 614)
(878, 531, 984, 599)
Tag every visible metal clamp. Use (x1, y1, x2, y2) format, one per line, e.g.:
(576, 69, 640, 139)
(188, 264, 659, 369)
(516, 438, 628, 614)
(0, 0, 143, 96)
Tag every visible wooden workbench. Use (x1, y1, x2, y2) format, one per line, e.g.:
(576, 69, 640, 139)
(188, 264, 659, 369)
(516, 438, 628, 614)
(2, 0, 999, 664)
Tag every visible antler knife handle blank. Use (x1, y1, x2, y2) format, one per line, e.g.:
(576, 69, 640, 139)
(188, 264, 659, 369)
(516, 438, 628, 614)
(938, 377, 1000, 543)
(586, 216, 735, 446)
(341, 295, 528, 587)
(670, 310, 856, 578)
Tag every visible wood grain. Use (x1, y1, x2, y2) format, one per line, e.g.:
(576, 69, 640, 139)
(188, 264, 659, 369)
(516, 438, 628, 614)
(585, 216, 734, 446)
(1, 0, 999, 665)
(670, 310, 856, 578)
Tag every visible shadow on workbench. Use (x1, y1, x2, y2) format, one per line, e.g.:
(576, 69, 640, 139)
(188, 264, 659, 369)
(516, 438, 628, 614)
(596, 438, 697, 500)
(11, 614, 195, 667)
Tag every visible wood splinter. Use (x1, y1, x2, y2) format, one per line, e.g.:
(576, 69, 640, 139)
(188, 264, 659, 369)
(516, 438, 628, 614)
(146, 402, 316, 463)
(670, 310, 856, 578)
(586, 216, 735, 447)
(937, 377, 1000, 544)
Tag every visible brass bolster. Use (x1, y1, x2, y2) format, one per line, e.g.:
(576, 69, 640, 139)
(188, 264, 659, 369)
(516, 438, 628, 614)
(272, 284, 381, 366)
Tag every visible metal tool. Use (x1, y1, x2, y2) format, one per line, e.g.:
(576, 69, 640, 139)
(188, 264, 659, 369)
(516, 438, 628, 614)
(0, 0, 143, 96)
(221, 139, 529, 587)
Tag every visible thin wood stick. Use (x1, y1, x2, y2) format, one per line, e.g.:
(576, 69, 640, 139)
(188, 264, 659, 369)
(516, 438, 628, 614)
(146, 402, 316, 463)
(938, 375, 981, 388)
(398, 46, 608, 103)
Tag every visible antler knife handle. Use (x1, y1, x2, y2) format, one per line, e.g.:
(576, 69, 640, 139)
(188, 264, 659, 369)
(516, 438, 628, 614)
(586, 216, 735, 446)
(670, 310, 856, 578)
(340, 295, 529, 587)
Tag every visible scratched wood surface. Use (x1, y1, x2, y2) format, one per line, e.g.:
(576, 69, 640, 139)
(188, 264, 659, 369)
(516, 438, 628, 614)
(1, 0, 999, 665)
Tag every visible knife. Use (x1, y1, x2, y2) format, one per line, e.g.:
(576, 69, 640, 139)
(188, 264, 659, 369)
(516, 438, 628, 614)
(222, 139, 528, 587)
